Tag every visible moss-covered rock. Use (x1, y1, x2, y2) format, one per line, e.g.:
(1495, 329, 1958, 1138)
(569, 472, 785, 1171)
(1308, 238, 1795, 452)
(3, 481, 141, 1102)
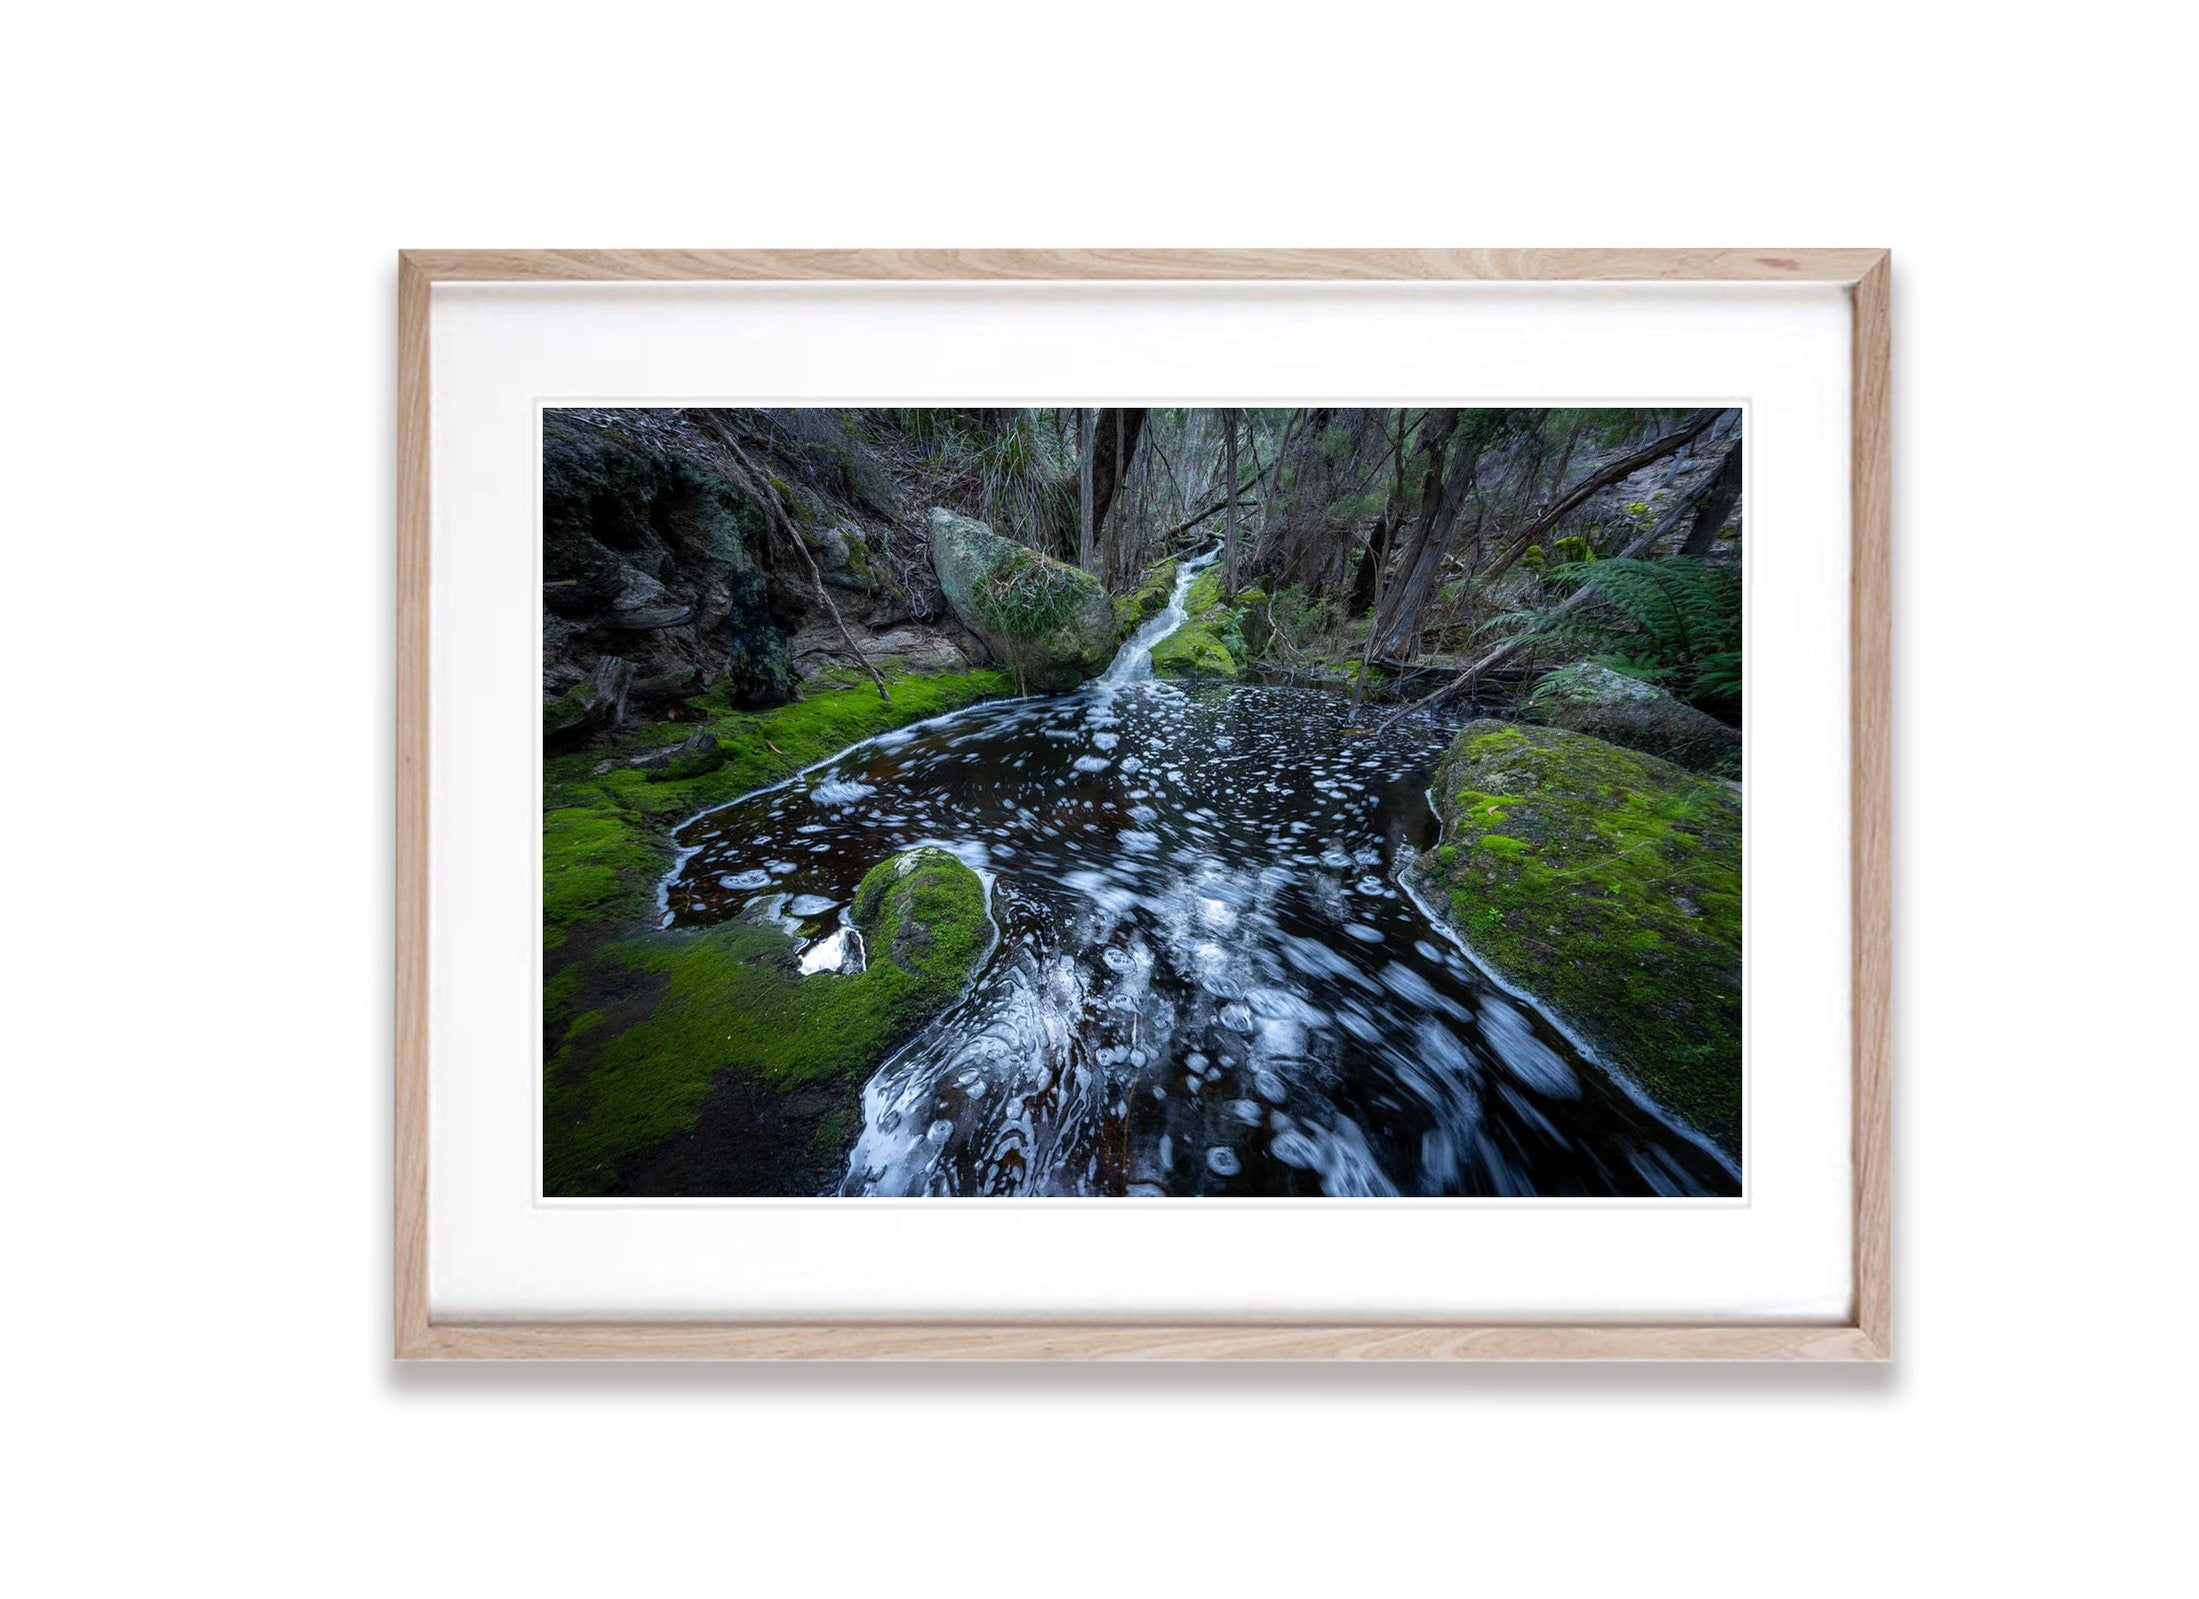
(1418, 721, 1742, 1155)
(1149, 623, 1240, 678)
(929, 508, 1116, 690)
(1150, 567, 1244, 679)
(545, 847, 992, 1196)
(1532, 662, 1741, 776)
(640, 730, 726, 782)
(1113, 557, 1179, 639)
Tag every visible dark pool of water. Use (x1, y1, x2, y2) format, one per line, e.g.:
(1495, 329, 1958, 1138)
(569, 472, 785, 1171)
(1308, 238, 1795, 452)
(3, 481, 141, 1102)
(660, 655, 1739, 1198)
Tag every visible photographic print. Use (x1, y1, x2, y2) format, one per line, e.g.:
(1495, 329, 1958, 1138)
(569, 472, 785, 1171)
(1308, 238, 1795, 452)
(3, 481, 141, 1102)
(542, 405, 1743, 1199)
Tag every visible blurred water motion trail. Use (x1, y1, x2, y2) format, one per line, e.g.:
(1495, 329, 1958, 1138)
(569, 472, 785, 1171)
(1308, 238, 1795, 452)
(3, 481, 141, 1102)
(663, 556, 1737, 1197)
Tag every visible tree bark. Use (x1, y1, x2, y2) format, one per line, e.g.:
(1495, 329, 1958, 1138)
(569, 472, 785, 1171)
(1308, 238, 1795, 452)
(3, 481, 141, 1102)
(1679, 441, 1743, 556)
(1376, 438, 1732, 728)
(1371, 411, 1474, 657)
(1475, 408, 1723, 588)
(1088, 407, 1146, 536)
(545, 655, 637, 750)
(1223, 407, 1240, 597)
(1077, 408, 1095, 572)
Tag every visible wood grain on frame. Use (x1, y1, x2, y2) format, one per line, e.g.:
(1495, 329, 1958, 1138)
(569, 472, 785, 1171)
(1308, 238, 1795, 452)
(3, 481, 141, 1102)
(399, 247, 1884, 284)
(395, 248, 1892, 1360)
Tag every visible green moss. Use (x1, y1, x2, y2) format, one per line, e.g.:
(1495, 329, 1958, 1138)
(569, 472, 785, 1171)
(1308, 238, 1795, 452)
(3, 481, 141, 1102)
(1114, 557, 1179, 639)
(1422, 721, 1742, 1155)
(1150, 567, 1249, 678)
(544, 848, 991, 1194)
(543, 806, 668, 941)
(542, 683, 591, 737)
(540, 667, 1018, 1192)
(646, 734, 727, 782)
(542, 667, 1014, 948)
(1149, 623, 1240, 678)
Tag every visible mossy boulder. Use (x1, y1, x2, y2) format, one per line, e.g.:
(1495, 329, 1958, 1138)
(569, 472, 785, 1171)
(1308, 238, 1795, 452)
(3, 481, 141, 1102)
(929, 508, 1117, 690)
(1113, 557, 1179, 639)
(641, 730, 726, 782)
(1532, 663, 1740, 776)
(544, 846, 992, 1196)
(1149, 624, 1239, 678)
(1417, 721, 1742, 1155)
(1150, 567, 1243, 680)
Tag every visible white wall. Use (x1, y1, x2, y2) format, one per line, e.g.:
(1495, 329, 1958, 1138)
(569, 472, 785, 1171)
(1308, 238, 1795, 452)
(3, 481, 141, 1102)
(8, 4, 2188, 1594)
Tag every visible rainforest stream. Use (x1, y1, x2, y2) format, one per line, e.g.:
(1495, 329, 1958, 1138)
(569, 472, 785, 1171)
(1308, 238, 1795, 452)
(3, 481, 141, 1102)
(661, 554, 1739, 1197)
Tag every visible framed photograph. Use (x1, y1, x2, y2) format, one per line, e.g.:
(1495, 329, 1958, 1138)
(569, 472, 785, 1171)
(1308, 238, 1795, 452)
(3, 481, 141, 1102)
(398, 249, 1889, 1359)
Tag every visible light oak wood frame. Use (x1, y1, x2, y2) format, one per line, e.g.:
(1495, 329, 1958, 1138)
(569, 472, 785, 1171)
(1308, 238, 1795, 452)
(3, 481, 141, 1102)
(397, 249, 1890, 1360)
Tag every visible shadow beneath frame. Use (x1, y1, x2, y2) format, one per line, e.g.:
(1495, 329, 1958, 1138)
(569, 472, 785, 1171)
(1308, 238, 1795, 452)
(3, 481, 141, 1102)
(387, 1355, 1899, 1400)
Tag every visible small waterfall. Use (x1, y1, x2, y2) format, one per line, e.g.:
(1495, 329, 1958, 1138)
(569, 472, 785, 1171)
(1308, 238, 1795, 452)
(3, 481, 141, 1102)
(1098, 547, 1222, 686)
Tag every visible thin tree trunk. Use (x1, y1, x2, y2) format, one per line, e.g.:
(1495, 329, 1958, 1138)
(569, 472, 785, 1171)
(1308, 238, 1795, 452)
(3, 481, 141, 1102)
(1349, 410, 1413, 717)
(1223, 407, 1240, 597)
(1679, 442, 1743, 556)
(1077, 408, 1095, 572)
(1371, 411, 1469, 657)
(1375, 464, 1728, 728)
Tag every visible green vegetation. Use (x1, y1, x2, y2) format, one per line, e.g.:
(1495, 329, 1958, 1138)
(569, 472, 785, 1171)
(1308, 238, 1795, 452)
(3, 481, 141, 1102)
(1423, 722, 1742, 1155)
(1500, 554, 1742, 710)
(974, 543, 1093, 638)
(544, 847, 992, 1195)
(542, 667, 1014, 952)
(1113, 557, 1179, 637)
(1150, 567, 1249, 679)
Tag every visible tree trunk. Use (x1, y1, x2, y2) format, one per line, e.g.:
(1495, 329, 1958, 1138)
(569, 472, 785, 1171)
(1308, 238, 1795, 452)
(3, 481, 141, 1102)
(545, 655, 637, 750)
(1372, 411, 1473, 657)
(1223, 407, 1240, 596)
(1476, 408, 1722, 588)
(1345, 507, 1394, 618)
(1077, 408, 1095, 572)
(1377, 437, 1736, 729)
(1344, 408, 1411, 619)
(1679, 442, 1743, 555)
(1088, 408, 1146, 534)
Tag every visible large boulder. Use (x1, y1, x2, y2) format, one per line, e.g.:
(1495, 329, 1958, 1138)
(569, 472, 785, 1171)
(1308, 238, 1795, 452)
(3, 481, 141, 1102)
(1531, 663, 1740, 776)
(928, 508, 1117, 690)
(1414, 722, 1742, 1156)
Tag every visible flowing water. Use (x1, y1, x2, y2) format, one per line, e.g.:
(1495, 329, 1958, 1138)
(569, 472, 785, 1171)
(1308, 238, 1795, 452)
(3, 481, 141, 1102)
(662, 552, 1739, 1197)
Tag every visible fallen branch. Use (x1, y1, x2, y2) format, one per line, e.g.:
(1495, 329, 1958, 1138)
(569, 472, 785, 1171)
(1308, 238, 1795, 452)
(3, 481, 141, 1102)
(1162, 493, 1259, 541)
(1476, 408, 1724, 589)
(1374, 475, 1717, 730)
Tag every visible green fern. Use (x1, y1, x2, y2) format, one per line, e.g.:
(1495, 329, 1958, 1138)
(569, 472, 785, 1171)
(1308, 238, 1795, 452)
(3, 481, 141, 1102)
(1509, 555, 1741, 709)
